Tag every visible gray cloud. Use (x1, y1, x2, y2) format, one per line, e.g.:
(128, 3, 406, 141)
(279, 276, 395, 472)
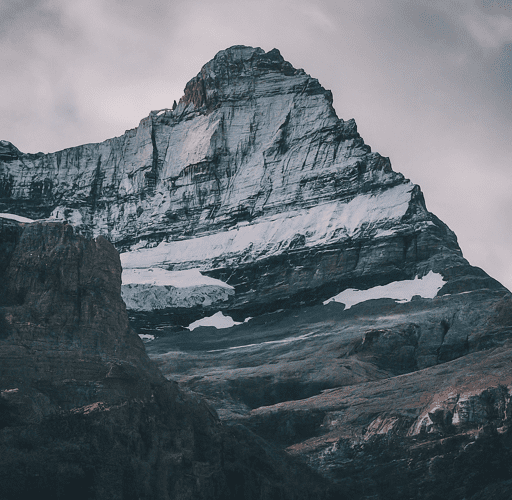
(1, 0, 511, 290)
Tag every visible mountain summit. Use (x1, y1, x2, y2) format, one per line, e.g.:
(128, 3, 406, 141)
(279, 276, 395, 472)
(0, 46, 493, 330)
(178, 46, 314, 110)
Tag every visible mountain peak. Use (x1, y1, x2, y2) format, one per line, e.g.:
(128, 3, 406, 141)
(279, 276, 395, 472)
(178, 45, 315, 110)
(200, 45, 300, 77)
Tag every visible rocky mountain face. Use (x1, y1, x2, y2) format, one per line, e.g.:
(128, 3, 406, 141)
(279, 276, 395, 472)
(0, 45, 489, 328)
(2, 46, 512, 499)
(0, 219, 332, 500)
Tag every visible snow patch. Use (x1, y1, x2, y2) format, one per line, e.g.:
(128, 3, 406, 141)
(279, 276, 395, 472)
(122, 267, 233, 289)
(187, 311, 242, 331)
(323, 271, 446, 309)
(138, 334, 155, 341)
(374, 229, 397, 238)
(0, 213, 34, 223)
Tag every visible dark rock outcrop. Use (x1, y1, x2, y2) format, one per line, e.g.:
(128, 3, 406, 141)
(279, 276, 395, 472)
(0, 220, 332, 500)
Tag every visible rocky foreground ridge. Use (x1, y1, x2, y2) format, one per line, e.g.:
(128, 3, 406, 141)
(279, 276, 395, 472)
(0, 219, 332, 499)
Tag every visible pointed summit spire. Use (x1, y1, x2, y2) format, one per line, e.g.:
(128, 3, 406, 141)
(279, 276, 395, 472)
(178, 46, 313, 111)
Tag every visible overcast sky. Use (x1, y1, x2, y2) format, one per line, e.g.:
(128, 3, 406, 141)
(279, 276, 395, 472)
(1, 0, 511, 290)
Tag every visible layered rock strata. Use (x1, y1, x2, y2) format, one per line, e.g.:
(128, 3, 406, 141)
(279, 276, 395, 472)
(254, 338, 512, 500)
(0, 220, 332, 500)
(0, 46, 491, 327)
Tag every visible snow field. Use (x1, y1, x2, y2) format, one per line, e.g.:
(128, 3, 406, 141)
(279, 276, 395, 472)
(323, 271, 446, 309)
(120, 182, 414, 270)
(0, 213, 35, 223)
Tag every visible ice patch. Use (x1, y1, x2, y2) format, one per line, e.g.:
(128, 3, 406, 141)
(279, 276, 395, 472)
(187, 312, 242, 331)
(374, 229, 397, 238)
(323, 271, 446, 309)
(0, 213, 34, 223)
(122, 267, 233, 289)
(121, 269, 234, 312)
(138, 334, 155, 341)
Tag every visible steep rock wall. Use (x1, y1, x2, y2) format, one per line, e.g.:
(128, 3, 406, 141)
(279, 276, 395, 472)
(0, 46, 487, 325)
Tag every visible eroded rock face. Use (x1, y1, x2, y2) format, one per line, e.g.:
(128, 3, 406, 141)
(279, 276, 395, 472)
(146, 286, 512, 499)
(0, 220, 332, 500)
(0, 45, 487, 327)
(0, 220, 157, 408)
(275, 343, 512, 500)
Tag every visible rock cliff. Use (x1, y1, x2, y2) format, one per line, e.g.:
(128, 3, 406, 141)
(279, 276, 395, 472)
(0, 46, 491, 329)
(0, 219, 332, 500)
